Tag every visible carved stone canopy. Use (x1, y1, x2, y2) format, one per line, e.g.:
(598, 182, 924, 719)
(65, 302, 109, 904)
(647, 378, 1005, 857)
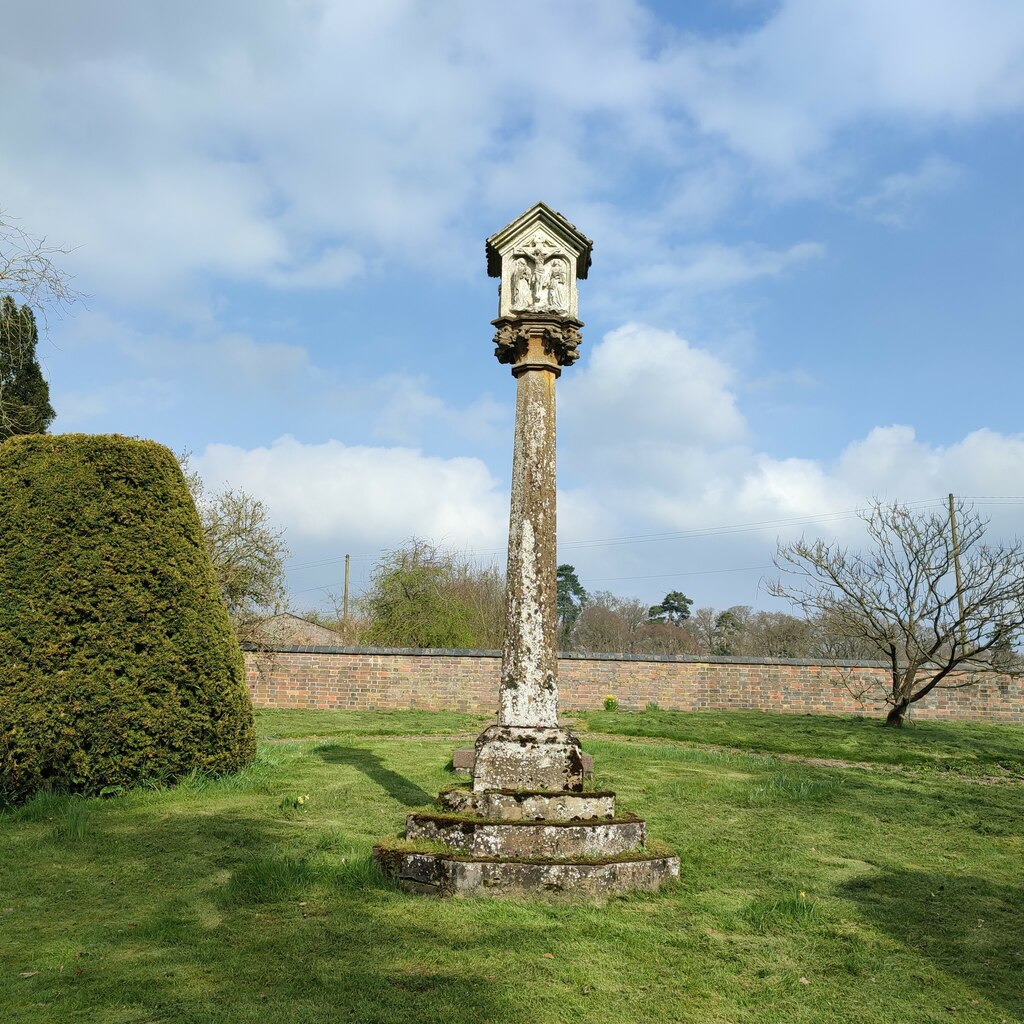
(486, 202, 593, 322)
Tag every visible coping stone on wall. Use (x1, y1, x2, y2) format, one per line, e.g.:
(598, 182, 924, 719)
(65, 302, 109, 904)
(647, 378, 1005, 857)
(242, 643, 891, 670)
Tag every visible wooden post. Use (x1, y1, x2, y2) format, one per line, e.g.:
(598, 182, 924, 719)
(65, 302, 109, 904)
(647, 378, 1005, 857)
(948, 494, 967, 649)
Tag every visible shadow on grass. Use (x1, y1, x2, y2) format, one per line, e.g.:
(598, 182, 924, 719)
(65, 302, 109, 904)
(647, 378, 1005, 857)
(312, 743, 434, 807)
(2, 807, 510, 1024)
(840, 866, 1024, 1019)
(581, 708, 1024, 773)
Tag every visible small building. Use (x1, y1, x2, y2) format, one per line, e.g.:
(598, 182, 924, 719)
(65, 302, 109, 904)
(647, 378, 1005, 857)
(252, 613, 345, 647)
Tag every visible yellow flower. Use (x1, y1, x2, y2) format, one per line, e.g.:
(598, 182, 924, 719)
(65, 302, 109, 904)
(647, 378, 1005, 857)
(799, 891, 807, 898)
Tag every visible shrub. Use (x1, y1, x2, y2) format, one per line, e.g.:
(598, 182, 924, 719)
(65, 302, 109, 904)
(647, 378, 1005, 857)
(0, 434, 256, 803)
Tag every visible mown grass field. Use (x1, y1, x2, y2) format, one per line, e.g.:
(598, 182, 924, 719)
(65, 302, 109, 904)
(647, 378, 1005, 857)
(2, 707, 1022, 1024)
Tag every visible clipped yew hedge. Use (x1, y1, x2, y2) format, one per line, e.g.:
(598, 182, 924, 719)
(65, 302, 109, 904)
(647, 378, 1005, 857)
(0, 434, 255, 803)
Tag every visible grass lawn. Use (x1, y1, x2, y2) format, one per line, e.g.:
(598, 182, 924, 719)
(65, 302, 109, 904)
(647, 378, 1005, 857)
(1, 707, 1021, 1023)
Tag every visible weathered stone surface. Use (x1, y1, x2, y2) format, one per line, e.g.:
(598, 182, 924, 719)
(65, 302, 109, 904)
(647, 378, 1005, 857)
(452, 746, 593, 776)
(493, 316, 583, 368)
(472, 724, 584, 793)
(485, 201, 593, 322)
(405, 813, 646, 858)
(375, 846, 680, 899)
(438, 787, 616, 822)
(369, 206, 681, 900)
(496, 363, 560, 732)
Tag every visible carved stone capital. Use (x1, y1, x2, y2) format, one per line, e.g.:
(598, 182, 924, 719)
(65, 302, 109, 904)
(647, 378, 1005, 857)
(492, 315, 584, 373)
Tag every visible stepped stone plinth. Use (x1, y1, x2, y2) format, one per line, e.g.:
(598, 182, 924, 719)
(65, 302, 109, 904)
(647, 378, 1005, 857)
(377, 845, 679, 899)
(372, 203, 679, 898)
(438, 787, 613, 821)
(472, 724, 585, 792)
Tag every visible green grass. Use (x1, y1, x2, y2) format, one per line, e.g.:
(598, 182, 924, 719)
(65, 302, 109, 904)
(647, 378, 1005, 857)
(1, 707, 1022, 1023)
(577, 707, 1024, 776)
(255, 706, 492, 739)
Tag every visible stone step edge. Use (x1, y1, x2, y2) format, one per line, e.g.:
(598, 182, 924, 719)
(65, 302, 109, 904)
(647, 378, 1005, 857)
(409, 811, 642, 829)
(374, 845, 681, 897)
(374, 837, 677, 868)
(452, 746, 594, 776)
(439, 786, 615, 798)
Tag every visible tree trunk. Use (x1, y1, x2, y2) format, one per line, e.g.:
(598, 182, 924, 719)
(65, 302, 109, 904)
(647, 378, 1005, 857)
(885, 699, 910, 728)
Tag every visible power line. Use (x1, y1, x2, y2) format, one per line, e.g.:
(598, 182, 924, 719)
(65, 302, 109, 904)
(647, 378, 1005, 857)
(284, 495, 1024, 591)
(585, 564, 774, 584)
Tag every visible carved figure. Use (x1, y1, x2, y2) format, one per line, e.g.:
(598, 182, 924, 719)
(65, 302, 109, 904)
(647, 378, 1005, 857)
(511, 258, 534, 311)
(546, 260, 567, 312)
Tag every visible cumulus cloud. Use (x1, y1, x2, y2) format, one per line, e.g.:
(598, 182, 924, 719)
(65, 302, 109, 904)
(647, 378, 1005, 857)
(166, 323, 1024, 609)
(563, 326, 1024, 530)
(561, 323, 746, 460)
(192, 438, 508, 597)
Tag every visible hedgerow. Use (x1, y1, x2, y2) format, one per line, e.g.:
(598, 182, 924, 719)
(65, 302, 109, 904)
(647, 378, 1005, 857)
(0, 434, 255, 802)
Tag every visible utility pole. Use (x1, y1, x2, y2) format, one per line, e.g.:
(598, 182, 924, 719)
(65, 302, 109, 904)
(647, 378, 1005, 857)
(948, 493, 967, 648)
(343, 553, 350, 620)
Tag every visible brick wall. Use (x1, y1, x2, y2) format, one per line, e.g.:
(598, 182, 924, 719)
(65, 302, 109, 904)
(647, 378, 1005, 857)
(243, 647, 1024, 723)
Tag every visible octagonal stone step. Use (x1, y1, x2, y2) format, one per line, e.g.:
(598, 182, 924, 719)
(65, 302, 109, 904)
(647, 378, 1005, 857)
(438, 787, 616, 822)
(374, 845, 680, 899)
(406, 812, 646, 858)
(452, 746, 594, 778)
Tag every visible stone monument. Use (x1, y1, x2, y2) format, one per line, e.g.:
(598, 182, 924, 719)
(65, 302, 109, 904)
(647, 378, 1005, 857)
(374, 203, 680, 897)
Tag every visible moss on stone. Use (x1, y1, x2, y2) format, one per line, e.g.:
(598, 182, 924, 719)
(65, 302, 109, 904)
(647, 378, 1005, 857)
(408, 810, 642, 828)
(374, 836, 676, 867)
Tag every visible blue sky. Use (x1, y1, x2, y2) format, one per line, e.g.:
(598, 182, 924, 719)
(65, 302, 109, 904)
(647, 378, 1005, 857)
(3, 0, 1023, 614)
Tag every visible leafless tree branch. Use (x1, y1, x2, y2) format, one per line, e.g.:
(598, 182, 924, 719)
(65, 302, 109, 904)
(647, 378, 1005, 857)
(769, 499, 1024, 726)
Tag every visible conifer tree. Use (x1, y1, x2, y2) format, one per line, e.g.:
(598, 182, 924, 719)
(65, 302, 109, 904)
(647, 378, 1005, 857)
(0, 296, 55, 441)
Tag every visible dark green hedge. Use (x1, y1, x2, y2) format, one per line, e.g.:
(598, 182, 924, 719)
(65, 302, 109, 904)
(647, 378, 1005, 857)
(0, 434, 255, 802)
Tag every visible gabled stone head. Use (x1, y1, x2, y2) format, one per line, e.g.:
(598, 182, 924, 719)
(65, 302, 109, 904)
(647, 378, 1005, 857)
(486, 202, 593, 322)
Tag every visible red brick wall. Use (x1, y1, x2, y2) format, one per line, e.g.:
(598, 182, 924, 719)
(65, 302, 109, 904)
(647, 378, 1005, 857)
(244, 647, 1024, 723)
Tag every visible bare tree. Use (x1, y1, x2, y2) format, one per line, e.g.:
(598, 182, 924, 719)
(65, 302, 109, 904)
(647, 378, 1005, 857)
(180, 455, 290, 644)
(690, 607, 717, 655)
(572, 592, 650, 654)
(745, 610, 815, 658)
(1, 209, 81, 437)
(572, 591, 695, 656)
(771, 500, 1024, 726)
(0, 208, 81, 330)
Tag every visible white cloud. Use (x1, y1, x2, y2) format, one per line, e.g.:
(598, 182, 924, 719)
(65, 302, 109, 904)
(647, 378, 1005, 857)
(559, 326, 1024, 565)
(0, 0, 674, 303)
(167, 324, 1024, 610)
(47, 310, 325, 437)
(857, 155, 963, 226)
(368, 375, 507, 446)
(561, 323, 747, 460)
(4, 0, 1020, 318)
(628, 241, 824, 293)
(193, 435, 507, 549)
(668, 0, 1024, 168)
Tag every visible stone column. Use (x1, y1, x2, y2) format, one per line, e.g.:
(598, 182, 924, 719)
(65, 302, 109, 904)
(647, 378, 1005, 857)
(500, 329, 560, 728)
(472, 317, 586, 793)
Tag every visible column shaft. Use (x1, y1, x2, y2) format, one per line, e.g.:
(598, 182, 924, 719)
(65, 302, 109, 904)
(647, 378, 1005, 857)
(499, 366, 559, 727)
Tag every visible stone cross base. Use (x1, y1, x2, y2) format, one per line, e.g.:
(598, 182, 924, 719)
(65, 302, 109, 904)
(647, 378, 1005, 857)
(451, 745, 593, 778)
(471, 725, 585, 793)
(372, 786, 681, 899)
